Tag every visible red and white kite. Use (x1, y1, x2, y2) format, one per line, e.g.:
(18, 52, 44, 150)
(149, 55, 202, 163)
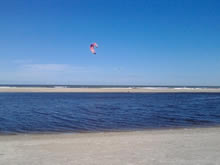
(90, 43, 98, 54)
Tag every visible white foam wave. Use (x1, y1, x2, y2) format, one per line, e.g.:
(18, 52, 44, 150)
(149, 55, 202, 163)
(0, 86, 17, 89)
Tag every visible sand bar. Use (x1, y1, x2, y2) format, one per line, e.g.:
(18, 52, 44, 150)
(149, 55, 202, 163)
(0, 127, 220, 165)
(0, 87, 220, 93)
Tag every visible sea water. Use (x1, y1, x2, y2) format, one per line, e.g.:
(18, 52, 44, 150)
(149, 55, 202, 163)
(0, 92, 220, 134)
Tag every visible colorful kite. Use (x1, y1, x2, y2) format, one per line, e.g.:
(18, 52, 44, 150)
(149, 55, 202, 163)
(90, 43, 98, 54)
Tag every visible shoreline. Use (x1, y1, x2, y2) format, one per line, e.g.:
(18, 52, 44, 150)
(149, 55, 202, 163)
(0, 87, 220, 93)
(1, 125, 219, 136)
(1, 127, 220, 164)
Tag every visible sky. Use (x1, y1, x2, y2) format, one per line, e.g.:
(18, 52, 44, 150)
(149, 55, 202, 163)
(0, 0, 219, 85)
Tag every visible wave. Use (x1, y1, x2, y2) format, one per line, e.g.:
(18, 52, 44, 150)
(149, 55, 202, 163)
(0, 86, 17, 89)
(0, 85, 220, 90)
(136, 87, 220, 90)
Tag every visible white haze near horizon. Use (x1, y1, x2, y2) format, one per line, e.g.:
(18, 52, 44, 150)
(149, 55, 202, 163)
(0, 60, 219, 86)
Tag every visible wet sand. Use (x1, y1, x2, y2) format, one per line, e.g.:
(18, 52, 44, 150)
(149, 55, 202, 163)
(0, 127, 220, 165)
(0, 87, 220, 93)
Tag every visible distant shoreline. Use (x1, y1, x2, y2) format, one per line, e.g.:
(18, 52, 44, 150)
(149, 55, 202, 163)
(0, 87, 220, 93)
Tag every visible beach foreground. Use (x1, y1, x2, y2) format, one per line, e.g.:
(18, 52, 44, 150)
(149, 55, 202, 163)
(0, 127, 220, 165)
(0, 87, 220, 93)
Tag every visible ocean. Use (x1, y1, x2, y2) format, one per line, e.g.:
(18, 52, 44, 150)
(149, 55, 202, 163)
(0, 84, 220, 89)
(0, 91, 220, 134)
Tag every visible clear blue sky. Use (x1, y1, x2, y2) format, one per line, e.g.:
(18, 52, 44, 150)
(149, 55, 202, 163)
(0, 0, 219, 85)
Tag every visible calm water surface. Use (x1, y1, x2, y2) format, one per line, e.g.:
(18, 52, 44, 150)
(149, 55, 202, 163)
(0, 93, 220, 134)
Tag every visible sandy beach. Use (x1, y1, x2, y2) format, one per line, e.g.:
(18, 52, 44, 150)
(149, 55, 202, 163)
(0, 87, 220, 93)
(0, 127, 220, 165)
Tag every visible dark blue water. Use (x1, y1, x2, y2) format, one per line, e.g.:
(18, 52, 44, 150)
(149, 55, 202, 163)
(0, 93, 220, 134)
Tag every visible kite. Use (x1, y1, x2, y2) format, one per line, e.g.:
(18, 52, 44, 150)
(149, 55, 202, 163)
(90, 43, 98, 54)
